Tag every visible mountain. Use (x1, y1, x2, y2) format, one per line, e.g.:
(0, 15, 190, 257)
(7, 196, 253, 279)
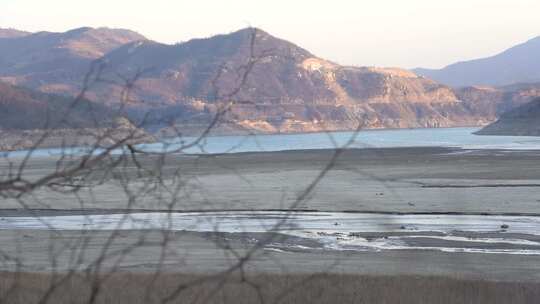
(476, 97, 540, 136)
(415, 36, 540, 87)
(0, 28, 30, 38)
(0, 81, 112, 130)
(0, 27, 146, 94)
(455, 83, 540, 116)
(86, 28, 497, 133)
(1, 26, 539, 135)
(0, 81, 156, 151)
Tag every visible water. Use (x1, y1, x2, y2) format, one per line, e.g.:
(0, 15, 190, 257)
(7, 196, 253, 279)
(3, 211, 540, 255)
(6, 127, 540, 158)
(137, 127, 540, 153)
(1, 211, 536, 235)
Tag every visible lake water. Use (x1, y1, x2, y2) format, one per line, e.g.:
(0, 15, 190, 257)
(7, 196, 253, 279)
(7, 127, 540, 157)
(154, 127, 540, 153)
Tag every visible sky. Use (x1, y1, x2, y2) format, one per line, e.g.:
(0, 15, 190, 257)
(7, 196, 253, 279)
(1, 0, 539, 69)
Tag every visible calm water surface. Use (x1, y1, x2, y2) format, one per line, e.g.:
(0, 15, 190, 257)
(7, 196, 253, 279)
(7, 127, 540, 157)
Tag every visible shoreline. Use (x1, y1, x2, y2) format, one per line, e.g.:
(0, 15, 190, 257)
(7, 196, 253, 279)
(0, 126, 515, 154)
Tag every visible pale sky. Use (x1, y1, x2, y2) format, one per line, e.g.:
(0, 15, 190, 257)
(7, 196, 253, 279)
(1, 0, 539, 69)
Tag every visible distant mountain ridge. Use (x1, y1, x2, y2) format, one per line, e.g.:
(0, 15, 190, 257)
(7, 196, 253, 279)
(415, 36, 540, 87)
(0, 28, 30, 38)
(1, 26, 540, 135)
(0, 27, 146, 94)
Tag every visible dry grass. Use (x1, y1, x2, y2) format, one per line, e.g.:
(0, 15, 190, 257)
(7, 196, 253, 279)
(0, 271, 538, 304)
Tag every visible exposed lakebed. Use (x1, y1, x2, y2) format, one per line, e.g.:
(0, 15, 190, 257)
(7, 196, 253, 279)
(2, 211, 540, 255)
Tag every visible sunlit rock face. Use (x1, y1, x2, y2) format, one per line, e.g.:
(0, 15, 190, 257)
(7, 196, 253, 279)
(2, 26, 540, 135)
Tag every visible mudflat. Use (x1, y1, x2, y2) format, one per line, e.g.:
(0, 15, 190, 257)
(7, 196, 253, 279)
(2, 229, 540, 282)
(2, 147, 540, 283)
(2, 147, 540, 214)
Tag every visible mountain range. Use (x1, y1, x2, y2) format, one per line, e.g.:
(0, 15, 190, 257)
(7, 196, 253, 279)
(0, 28, 30, 38)
(1, 26, 539, 135)
(415, 36, 540, 87)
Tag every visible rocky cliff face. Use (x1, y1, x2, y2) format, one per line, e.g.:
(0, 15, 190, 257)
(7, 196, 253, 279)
(90, 28, 497, 133)
(476, 98, 540, 136)
(455, 84, 540, 118)
(1, 26, 539, 135)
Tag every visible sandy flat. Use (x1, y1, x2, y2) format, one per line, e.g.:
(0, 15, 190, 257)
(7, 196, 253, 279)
(2, 147, 540, 214)
(2, 147, 540, 281)
(1, 229, 540, 282)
